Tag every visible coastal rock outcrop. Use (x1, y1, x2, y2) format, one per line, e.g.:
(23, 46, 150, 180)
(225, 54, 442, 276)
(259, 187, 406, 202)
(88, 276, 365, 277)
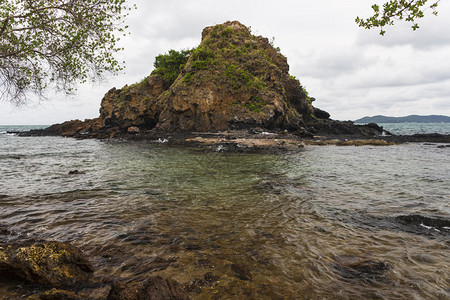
(155, 21, 312, 132)
(22, 20, 388, 140)
(97, 21, 313, 133)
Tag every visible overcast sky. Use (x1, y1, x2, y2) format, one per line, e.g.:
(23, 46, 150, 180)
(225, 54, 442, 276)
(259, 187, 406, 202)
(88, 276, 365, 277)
(1, 0, 450, 124)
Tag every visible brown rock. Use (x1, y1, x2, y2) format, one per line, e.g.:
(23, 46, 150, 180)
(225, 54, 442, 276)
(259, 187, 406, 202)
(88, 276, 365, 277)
(107, 276, 190, 300)
(99, 75, 166, 130)
(156, 21, 311, 132)
(231, 263, 252, 281)
(127, 126, 140, 133)
(0, 241, 93, 287)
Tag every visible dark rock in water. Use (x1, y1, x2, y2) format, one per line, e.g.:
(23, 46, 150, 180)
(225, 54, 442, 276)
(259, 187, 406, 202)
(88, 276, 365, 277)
(333, 256, 392, 281)
(231, 263, 252, 281)
(0, 225, 10, 235)
(185, 244, 202, 251)
(0, 241, 93, 287)
(395, 215, 450, 231)
(185, 279, 207, 294)
(68, 170, 85, 175)
(366, 122, 385, 132)
(19, 118, 103, 138)
(313, 107, 330, 119)
(107, 276, 190, 300)
(203, 272, 220, 283)
(307, 119, 384, 136)
(144, 189, 162, 195)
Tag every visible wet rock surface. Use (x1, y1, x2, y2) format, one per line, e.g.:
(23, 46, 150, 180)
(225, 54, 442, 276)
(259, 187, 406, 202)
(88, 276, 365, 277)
(0, 241, 93, 287)
(0, 236, 190, 299)
(332, 255, 392, 282)
(32, 288, 84, 300)
(231, 263, 253, 281)
(107, 276, 190, 300)
(395, 214, 450, 234)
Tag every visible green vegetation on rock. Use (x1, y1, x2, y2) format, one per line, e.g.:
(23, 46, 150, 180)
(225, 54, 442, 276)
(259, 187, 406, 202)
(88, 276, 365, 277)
(99, 21, 315, 132)
(152, 49, 190, 88)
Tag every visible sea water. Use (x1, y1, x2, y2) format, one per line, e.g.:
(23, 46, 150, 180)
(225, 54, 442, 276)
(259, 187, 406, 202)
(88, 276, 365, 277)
(0, 125, 449, 299)
(356, 122, 450, 135)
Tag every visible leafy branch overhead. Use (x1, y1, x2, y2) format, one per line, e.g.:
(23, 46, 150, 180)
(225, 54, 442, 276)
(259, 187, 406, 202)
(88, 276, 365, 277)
(356, 0, 440, 35)
(0, 0, 135, 104)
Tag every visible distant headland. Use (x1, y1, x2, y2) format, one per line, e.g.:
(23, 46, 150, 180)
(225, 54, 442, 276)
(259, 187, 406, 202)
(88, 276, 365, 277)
(355, 115, 450, 123)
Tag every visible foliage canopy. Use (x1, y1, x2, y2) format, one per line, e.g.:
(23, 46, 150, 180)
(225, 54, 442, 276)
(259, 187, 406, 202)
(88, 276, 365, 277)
(357, 0, 440, 35)
(152, 49, 190, 88)
(0, 0, 135, 104)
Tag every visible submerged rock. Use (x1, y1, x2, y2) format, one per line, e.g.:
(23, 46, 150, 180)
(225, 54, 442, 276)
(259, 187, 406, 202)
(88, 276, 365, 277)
(0, 241, 93, 287)
(231, 263, 253, 281)
(332, 255, 392, 282)
(395, 214, 450, 232)
(32, 288, 83, 300)
(107, 276, 190, 300)
(68, 170, 85, 175)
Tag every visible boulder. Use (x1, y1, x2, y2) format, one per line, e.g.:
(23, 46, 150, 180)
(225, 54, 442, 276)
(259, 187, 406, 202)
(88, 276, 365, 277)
(0, 241, 93, 287)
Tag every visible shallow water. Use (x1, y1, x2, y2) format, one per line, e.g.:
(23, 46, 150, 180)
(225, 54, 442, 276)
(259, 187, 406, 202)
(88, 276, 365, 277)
(0, 130, 449, 299)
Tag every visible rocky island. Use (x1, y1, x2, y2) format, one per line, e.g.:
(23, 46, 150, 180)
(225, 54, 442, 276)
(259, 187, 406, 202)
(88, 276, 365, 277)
(19, 20, 438, 151)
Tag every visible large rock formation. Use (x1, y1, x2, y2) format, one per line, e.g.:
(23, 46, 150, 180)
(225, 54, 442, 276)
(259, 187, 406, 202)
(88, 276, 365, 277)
(23, 21, 387, 139)
(97, 21, 314, 133)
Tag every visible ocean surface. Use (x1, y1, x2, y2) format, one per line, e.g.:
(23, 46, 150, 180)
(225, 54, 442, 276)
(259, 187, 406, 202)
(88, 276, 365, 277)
(355, 122, 450, 135)
(0, 125, 449, 299)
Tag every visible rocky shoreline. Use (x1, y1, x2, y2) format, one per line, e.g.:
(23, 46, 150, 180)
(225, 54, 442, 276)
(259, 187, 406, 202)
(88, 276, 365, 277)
(2, 211, 448, 299)
(14, 124, 450, 153)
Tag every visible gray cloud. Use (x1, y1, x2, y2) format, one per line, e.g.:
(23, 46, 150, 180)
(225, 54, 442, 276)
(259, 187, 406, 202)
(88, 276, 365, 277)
(1, 0, 450, 124)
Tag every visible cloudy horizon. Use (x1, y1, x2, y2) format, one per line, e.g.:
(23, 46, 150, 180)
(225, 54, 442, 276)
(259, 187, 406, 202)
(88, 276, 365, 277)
(1, 0, 449, 125)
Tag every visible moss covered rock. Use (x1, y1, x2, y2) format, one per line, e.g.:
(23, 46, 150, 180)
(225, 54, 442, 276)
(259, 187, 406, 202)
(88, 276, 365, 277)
(0, 241, 93, 287)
